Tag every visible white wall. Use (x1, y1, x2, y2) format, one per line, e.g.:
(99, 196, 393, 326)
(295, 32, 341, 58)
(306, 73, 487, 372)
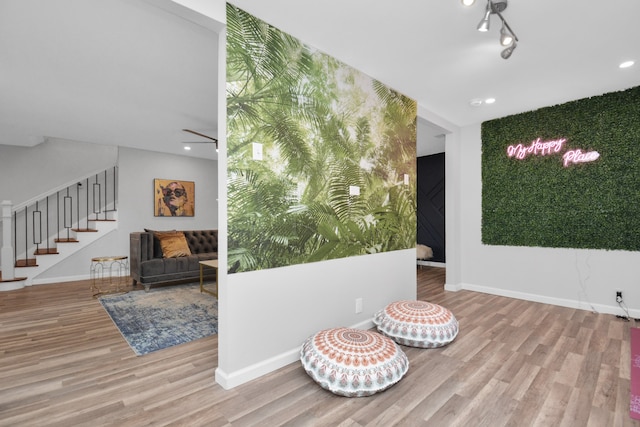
(0, 139, 118, 204)
(213, 12, 417, 388)
(0, 142, 218, 283)
(455, 123, 640, 318)
(116, 146, 218, 246)
(215, 249, 417, 389)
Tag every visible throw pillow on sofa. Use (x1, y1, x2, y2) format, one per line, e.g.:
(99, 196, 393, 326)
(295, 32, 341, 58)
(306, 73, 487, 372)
(154, 230, 192, 258)
(144, 228, 172, 258)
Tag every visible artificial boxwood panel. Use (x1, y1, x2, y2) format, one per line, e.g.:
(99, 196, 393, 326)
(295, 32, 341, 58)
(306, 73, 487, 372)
(482, 85, 640, 251)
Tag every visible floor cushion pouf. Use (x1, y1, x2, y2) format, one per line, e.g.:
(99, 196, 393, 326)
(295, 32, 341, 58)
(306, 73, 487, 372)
(373, 300, 459, 348)
(300, 327, 409, 397)
(416, 244, 433, 260)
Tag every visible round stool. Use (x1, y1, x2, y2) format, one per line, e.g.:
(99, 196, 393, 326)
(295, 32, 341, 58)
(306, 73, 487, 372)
(373, 300, 459, 348)
(300, 327, 409, 397)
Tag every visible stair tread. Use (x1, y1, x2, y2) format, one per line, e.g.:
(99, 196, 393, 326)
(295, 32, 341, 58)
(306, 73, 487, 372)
(71, 228, 98, 232)
(15, 259, 38, 267)
(55, 238, 79, 243)
(0, 272, 28, 282)
(35, 249, 59, 255)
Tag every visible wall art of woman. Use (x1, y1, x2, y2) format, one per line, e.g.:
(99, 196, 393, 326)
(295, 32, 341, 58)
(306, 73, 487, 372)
(154, 179, 195, 217)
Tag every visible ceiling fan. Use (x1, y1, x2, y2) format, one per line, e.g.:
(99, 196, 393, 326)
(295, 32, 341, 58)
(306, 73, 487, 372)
(182, 129, 218, 149)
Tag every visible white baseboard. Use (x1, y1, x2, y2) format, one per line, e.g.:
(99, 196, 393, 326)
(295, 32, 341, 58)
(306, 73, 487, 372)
(215, 318, 376, 390)
(0, 279, 27, 291)
(461, 282, 640, 318)
(215, 347, 300, 390)
(444, 282, 462, 292)
(31, 274, 91, 286)
(417, 260, 445, 268)
(3, 273, 105, 290)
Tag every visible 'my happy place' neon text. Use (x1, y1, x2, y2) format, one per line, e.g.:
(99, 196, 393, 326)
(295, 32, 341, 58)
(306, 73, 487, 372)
(506, 137, 599, 167)
(507, 138, 566, 159)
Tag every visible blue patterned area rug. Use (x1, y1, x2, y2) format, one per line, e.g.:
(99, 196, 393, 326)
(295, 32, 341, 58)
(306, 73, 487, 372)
(99, 283, 218, 356)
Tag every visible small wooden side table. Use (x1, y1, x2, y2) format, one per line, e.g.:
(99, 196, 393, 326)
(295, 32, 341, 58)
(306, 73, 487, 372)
(90, 255, 130, 297)
(199, 259, 218, 297)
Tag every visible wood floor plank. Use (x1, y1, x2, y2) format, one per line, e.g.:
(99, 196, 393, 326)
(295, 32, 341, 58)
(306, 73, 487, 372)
(532, 381, 573, 427)
(1, 267, 639, 426)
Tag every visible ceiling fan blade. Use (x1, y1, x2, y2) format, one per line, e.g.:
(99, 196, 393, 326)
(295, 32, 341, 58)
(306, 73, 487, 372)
(182, 129, 218, 143)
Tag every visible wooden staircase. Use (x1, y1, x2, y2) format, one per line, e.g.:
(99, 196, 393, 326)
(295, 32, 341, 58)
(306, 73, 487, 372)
(1, 167, 118, 290)
(10, 217, 118, 288)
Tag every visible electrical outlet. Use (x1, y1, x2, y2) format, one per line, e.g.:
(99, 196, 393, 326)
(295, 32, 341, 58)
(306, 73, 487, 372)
(355, 298, 363, 314)
(616, 290, 623, 303)
(252, 142, 263, 160)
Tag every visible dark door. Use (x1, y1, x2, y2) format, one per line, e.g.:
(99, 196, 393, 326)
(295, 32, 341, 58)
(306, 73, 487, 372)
(417, 153, 445, 263)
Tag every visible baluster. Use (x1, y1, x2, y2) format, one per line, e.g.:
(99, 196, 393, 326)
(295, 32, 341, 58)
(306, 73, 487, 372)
(56, 192, 60, 243)
(64, 189, 72, 240)
(76, 181, 80, 231)
(33, 201, 42, 256)
(103, 170, 107, 218)
(112, 166, 117, 213)
(24, 206, 28, 265)
(84, 179, 88, 229)
(46, 195, 51, 253)
(94, 173, 102, 218)
(13, 210, 17, 266)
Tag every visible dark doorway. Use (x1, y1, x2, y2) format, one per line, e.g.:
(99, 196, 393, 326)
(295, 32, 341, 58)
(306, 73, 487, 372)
(417, 153, 445, 263)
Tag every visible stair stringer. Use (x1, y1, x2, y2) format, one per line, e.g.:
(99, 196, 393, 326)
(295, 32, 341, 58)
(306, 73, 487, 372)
(18, 219, 119, 287)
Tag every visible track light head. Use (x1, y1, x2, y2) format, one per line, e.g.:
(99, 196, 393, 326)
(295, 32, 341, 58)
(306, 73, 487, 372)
(500, 23, 513, 46)
(477, 5, 491, 32)
(501, 42, 517, 59)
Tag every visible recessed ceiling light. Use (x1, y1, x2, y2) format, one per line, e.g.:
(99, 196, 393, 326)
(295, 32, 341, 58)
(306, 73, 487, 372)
(620, 60, 635, 69)
(184, 146, 191, 150)
(485, 98, 496, 104)
(462, 0, 476, 6)
(470, 98, 483, 107)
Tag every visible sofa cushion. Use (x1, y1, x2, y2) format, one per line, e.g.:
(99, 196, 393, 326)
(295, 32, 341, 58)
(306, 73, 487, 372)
(154, 231, 192, 258)
(184, 230, 218, 254)
(144, 228, 169, 258)
(140, 258, 165, 277)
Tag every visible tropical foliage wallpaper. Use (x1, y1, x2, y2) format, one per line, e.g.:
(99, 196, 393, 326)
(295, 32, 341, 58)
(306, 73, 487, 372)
(226, 4, 417, 273)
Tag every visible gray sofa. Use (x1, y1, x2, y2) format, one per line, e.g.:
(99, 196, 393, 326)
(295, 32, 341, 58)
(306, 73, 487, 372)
(130, 229, 218, 291)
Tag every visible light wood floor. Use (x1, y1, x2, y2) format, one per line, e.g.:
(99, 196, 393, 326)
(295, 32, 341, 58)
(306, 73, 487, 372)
(1, 267, 639, 426)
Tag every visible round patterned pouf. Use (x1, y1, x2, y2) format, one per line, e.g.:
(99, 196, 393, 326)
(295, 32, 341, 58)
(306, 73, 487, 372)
(300, 327, 409, 397)
(373, 300, 459, 348)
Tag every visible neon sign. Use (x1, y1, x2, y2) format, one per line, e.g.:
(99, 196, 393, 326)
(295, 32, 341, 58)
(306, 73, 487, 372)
(563, 149, 600, 167)
(506, 137, 599, 167)
(507, 138, 566, 159)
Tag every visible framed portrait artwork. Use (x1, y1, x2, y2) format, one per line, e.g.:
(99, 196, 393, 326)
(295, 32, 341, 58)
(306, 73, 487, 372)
(154, 179, 195, 217)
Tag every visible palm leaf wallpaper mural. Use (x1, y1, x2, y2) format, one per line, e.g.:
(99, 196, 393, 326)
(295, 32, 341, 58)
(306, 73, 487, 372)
(226, 4, 417, 273)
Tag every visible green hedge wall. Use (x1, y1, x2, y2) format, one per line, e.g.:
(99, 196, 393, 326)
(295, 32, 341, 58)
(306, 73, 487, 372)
(482, 85, 640, 250)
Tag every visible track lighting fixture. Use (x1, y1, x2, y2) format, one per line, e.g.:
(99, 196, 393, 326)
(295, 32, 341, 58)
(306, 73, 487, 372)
(500, 43, 517, 59)
(500, 23, 513, 46)
(477, 3, 491, 32)
(474, 0, 519, 59)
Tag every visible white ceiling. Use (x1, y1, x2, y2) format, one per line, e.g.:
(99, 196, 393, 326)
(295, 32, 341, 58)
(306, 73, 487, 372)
(1, 0, 639, 160)
(0, 0, 221, 160)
